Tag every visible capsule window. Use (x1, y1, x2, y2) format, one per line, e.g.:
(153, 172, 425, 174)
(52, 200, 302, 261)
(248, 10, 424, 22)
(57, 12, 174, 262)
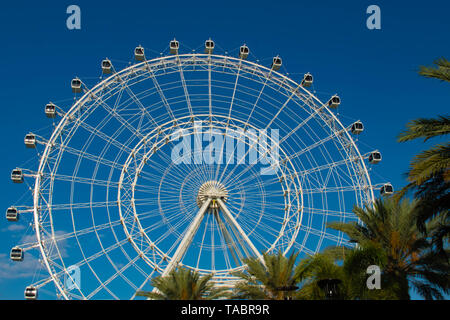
(45, 104, 55, 111)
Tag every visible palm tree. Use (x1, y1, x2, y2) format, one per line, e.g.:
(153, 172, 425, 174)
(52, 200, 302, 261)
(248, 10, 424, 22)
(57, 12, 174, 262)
(136, 267, 229, 300)
(397, 58, 449, 252)
(397, 116, 449, 252)
(295, 243, 395, 300)
(231, 251, 300, 300)
(327, 197, 450, 300)
(294, 250, 348, 300)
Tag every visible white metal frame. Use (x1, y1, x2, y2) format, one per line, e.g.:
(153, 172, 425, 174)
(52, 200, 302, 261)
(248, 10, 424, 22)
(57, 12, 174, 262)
(9, 46, 378, 300)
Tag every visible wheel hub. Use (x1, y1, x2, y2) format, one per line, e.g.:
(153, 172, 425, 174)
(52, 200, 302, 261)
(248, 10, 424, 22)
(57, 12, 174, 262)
(196, 180, 229, 209)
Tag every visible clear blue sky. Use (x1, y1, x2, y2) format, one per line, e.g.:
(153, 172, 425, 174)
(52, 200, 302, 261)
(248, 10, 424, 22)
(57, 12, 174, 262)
(0, 0, 448, 299)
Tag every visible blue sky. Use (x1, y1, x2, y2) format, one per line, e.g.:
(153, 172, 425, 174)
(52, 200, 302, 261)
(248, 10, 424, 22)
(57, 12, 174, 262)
(0, 0, 448, 299)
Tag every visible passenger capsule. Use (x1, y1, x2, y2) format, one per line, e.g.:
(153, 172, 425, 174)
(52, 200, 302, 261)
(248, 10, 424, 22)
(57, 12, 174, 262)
(170, 39, 179, 55)
(11, 168, 24, 183)
(368, 151, 382, 164)
(301, 73, 313, 87)
(205, 39, 215, 54)
(24, 133, 36, 148)
(328, 95, 341, 108)
(10, 247, 23, 261)
(134, 45, 145, 61)
(24, 286, 38, 300)
(102, 59, 112, 74)
(45, 103, 56, 118)
(239, 45, 249, 59)
(71, 78, 82, 93)
(351, 121, 364, 134)
(380, 183, 394, 196)
(271, 56, 282, 71)
(6, 206, 19, 222)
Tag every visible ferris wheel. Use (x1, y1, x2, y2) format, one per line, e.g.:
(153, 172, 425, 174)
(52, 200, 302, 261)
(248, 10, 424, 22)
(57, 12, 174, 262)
(7, 39, 393, 300)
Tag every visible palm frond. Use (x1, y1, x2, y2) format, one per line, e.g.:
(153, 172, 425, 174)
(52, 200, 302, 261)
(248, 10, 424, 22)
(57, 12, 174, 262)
(397, 115, 450, 142)
(418, 57, 450, 82)
(407, 143, 450, 184)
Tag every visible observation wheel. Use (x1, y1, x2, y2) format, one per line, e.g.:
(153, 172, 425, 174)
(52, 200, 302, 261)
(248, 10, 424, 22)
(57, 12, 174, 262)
(8, 39, 391, 300)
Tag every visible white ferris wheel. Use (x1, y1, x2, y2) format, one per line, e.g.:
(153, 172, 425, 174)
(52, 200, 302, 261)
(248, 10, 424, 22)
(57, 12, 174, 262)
(7, 39, 393, 300)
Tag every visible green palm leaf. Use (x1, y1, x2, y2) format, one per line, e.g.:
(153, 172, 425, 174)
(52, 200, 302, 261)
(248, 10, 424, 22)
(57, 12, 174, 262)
(418, 57, 450, 82)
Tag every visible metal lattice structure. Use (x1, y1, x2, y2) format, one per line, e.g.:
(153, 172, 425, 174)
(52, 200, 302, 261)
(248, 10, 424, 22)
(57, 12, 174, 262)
(8, 40, 392, 300)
